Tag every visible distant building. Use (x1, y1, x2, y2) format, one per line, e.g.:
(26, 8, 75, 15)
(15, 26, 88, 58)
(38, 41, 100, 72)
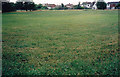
(65, 3, 74, 9)
(82, 2, 92, 9)
(44, 3, 56, 9)
(92, 0, 98, 10)
(107, 2, 120, 9)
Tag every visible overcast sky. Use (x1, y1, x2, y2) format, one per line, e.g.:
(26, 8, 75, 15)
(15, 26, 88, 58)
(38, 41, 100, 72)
(10, 0, 120, 5)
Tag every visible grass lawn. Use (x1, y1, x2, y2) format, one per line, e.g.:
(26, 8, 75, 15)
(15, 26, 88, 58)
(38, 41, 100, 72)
(2, 10, 119, 75)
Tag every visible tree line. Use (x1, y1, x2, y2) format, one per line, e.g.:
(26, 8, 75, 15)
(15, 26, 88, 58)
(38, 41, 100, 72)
(2, 1, 38, 12)
(2, 1, 119, 13)
(2, 1, 86, 13)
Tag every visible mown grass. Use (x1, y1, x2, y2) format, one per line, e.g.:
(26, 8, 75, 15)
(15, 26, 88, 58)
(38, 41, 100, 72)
(2, 10, 119, 75)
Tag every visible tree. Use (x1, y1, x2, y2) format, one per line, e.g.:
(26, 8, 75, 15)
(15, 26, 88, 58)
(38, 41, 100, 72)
(96, 2, 107, 10)
(15, 2, 24, 10)
(16, 0, 36, 11)
(61, 3, 64, 8)
(61, 3, 64, 9)
(74, 2, 82, 9)
(41, 6, 48, 9)
(115, 3, 120, 9)
(77, 2, 81, 9)
(24, 2, 36, 11)
(28, 2, 37, 11)
(64, 7, 68, 9)
(24, 2, 29, 11)
(37, 4, 43, 9)
(2, 2, 16, 12)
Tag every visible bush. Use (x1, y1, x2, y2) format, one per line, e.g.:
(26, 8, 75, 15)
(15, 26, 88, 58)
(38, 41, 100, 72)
(115, 3, 120, 9)
(37, 4, 43, 9)
(96, 2, 107, 10)
(41, 6, 48, 9)
(74, 2, 83, 9)
(74, 5, 84, 9)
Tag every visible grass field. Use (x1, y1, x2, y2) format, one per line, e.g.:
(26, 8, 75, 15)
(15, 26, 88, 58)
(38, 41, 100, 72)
(2, 10, 119, 75)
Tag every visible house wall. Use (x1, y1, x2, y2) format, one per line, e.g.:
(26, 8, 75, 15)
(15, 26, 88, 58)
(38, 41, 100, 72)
(47, 7, 51, 9)
(65, 4, 73, 9)
(44, 4, 56, 9)
(82, 2, 92, 9)
(66, 6, 73, 9)
(107, 4, 110, 9)
(85, 4, 91, 8)
(92, 3, 97, 10)
(107, 2, 120, 9)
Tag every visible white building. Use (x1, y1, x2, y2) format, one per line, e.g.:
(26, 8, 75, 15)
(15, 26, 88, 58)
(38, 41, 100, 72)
(44, 3, 56, 9)
(92, 0, 98, 10)
(92, 3, 97, 9)
(65, 3, 74, 9)
(92, 0, 106, 10)
(82, 2, 92, 9)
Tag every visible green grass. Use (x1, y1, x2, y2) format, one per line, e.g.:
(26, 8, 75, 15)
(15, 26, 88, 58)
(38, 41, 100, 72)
(2, 10, 119, 75)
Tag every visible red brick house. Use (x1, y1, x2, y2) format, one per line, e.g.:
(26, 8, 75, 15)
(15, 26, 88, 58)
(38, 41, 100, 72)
(65, 3, 74, 9)
(44, 3, 56, 9)
(107, 1, 120, 9)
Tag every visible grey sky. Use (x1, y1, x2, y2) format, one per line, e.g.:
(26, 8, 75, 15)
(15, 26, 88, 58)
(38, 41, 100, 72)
(10, 0, 120, 4)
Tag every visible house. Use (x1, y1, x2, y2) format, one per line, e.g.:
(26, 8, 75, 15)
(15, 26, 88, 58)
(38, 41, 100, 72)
(65, 3, 74, 9)
(107, 2, 120, 9)
(44, 3, 56, 9)
(92, 0, 108, 9)
(92, 2, 97, 9)
(92, 0, 98, 10)
(82, 2, 92, 9)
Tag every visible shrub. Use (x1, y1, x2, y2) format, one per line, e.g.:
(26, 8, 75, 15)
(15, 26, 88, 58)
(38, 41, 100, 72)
(96, 2, 107, 10)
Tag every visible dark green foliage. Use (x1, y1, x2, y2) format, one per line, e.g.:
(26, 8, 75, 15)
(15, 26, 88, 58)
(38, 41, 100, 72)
(2, 2, 16, 13)
(23, 2, 36, 11)
(54, 3, 68, 10)
(27, 2, 37, 11)
(24, 2, 29, 11)
(96, 2, 107, 10)
(74, 5, 78, 9)
(115, 3, 120, 9)
(74, 2, 83, 9)
(2, 1, 37, 12)
(61, 3, 64, 8)
(41, 6, 48, 9)
(64, 7, 68, 10)
(77, 2, 81, 9)
(15, 2, 24, 10)
(61, 3, 65, 10)
(37, 4, 43, 9)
